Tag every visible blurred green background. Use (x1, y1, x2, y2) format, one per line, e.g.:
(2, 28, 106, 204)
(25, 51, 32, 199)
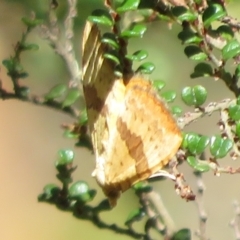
(1, 0, 240, 239)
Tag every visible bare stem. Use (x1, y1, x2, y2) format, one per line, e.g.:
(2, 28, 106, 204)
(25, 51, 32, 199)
(230, 200, 240, 240)
(194, 172, 208, 240)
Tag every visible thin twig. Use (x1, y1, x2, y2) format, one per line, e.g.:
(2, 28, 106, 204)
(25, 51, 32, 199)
(40, 0, 81, 87)
(230, 200, 240, 240)
(0, 88, 79, 118)
(194, 172, 208, 240)
(178, 98, 234, 129)
(140, 190, 176, 239)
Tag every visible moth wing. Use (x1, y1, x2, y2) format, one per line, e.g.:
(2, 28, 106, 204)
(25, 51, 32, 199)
(104, 77, 182, 191)
(82, 21, 116, 157)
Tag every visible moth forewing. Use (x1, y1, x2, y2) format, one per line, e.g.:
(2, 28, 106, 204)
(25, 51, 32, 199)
(81, 22, 182, 207)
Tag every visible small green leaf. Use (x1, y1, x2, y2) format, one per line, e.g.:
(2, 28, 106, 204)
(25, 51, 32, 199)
(171, 228, 191, 240)
(79, 109, 88, 125)
(181, 85, 207, 106)
(126, 50, 148, 61)
(172, 6, 197, 22)
(229, 104, 240, 121)
(152, 79, 166, 91)
(45, 84, 67, 100)
(210, 136, 233, 158)
(161, 90, 176, 103)
(136, 62, 155, 74)
(171, 106, 183, 116)
(41, 184, 60, 200)
(178, 30, 202, 44)
(95, 199, 111, 211)
(222, 40, 240, 60)
(191, 62, 213, 78)
(186, 156, 198, 167)
(235, 121, 240, 138)
(133, 182, 152, 194)
(187, 156, 210, 172)
(21, 17, 43, 28)
(102, 33, 119, 49)
(63, 130, 79, 139)
(62, 88, 80, 108)
(55, 149, 74, 166)
(184, 45, 208, 61)
(69, 181, 96, 203)
(121, 24, 147, 38)
(235, 64, 240, 78)
(184, 133, 209, 155)
(125, 208, 145, 226)
(88, 9, 113, 27)
(117, 0, 140, 13)
(18, 86, 30, 97)
(217, 25, 234, 41)
(104, 50, 120, 65)
(18, 72, 29, 79)
(21, 43, 39, 51)
(202, 4, 226, 27)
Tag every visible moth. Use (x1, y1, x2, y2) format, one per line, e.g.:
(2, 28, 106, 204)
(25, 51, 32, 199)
(82, 21, 182, 207)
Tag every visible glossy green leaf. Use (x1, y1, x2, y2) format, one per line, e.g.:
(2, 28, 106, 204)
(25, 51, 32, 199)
(2, 58, 20, 72)
(104, 50, 120, 65)
(187, 156, 210, 172)
(79, 109, 88, 125)
(184, 133, 209, 155)
(217, 25, 234, 41)
(41, 184, 60, 200)
(125, 208, 145, 226)
(45, 84, 67, 100)
(171, 228, 191, 240)
(62, 88, 80, 108)
(18, 86, 30, 97)
(229, 104, 240, 121)
(172, 6, 197, 22)
(178, 30, 202, 44)
(133, 182, 152, 193)
(152, 79, 166, 91)
(161, 90, 177, 103)
(69, 181, 96, 203)
(117, 0, 140, 13)
(191, 62, 213, 78)
(21, 17, 43, 28)
(136, 62, 155, 74)
(202, 4, 226, 27)
(18, 72, 29, 79)
(88, 9, 113, 26)
(63, 130, 79, 139)
(186, 156, 198, 167)
(55, 149, 74, 166)
(121, 24, 147, 38)
(181, 85, 207, 106)
(184, 46, 207, 61)
(126, 50, 148, 61)
(21, 43, 39, 51)
(102, 33, 119, 49)
(222, 40, 240, 60)
(171, 106, 183, 116)
(237, 96, 240, 105)
(95, 199, 111, 211)
(235, 64, 240, 78)
(210, 136, 233, 158)
(236, 121, 240, 138)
